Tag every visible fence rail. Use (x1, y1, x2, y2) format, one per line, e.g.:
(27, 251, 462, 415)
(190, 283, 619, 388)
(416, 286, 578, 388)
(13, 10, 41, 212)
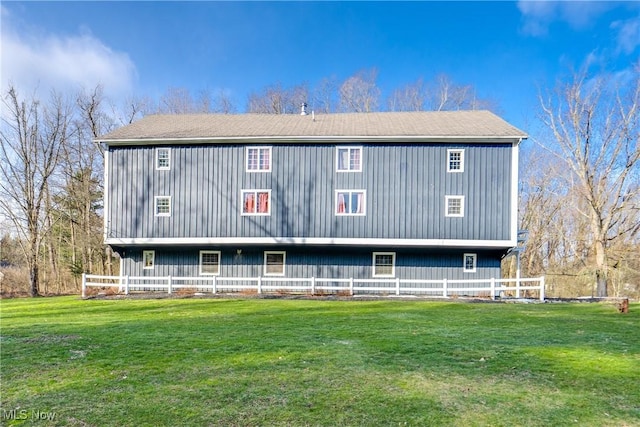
(82, 274, 545, 301)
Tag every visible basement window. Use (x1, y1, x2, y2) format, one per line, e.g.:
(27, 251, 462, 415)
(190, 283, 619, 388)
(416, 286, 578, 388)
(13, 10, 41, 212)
(463, 253, 477, 273)
(143, 250, 155, 269)
(200, 251, 221, 275)
(264, 251, 286, 276)
(373, 252, 396, 277)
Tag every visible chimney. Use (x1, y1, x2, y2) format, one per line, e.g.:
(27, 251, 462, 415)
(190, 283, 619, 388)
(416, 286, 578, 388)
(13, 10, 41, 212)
(300, 103, 308, 116)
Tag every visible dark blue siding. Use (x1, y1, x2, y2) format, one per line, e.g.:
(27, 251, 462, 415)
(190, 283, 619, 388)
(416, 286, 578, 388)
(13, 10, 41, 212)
(121, 247, 502, 282)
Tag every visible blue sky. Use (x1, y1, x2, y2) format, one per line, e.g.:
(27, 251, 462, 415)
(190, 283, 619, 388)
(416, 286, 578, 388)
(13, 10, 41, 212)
(2, 1, 639, 129)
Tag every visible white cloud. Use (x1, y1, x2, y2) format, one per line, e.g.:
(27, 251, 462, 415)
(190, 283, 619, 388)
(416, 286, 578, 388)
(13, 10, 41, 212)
(612, 17, 640, 55)
(1, 11, 137, 100)
(517, 0, 557, 36)
(517, 0, 615, 36)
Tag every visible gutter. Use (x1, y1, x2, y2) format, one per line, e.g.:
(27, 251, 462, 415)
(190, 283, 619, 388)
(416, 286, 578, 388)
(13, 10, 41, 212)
(95, 135, 527, 146)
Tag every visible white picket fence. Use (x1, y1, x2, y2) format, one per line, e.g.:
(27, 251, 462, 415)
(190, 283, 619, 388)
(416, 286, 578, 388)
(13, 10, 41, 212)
(82, 274, 545, 301)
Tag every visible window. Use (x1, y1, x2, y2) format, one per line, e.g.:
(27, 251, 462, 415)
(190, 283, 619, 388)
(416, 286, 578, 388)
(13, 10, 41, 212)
(336, 190, 366, 216)
(463, 253, 477, 273)
(447, 149, 464, 172)
(242, 190, 271, 215)
(156, 148, 171, 170)
(336, 146, 362, 172)
(373, 252, 396, 277)
(246, 146, 272, 172)
(200, 250, 221, 275)
(154, 196, 171, 216)
(143, 250, 155, 269)
(264, 251, 285, 276)
(445, 195, 464, 217)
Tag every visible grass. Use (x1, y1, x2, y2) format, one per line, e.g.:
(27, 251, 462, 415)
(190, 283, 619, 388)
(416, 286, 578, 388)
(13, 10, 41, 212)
(1, 296, 639, 426)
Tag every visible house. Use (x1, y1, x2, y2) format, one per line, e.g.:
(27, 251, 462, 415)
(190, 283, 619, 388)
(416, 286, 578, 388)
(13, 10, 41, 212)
(96, 110, 527, 294)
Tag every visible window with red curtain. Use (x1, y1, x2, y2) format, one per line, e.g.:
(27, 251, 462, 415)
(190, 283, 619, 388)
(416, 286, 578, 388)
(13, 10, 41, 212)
(242, 190, 271, 215)
(243, 192, 255, 214)
(336, 190, 365, 215)
(257, 192, 269, 213)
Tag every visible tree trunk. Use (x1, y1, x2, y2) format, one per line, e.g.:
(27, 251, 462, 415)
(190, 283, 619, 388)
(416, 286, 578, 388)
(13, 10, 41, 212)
(594, 239, 608, 297)
(595, 270, 607, 297)
(30, 260, 39, 297)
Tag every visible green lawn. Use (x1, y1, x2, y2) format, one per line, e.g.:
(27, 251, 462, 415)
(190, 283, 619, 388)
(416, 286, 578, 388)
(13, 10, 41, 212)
(1, 296, 638, 426)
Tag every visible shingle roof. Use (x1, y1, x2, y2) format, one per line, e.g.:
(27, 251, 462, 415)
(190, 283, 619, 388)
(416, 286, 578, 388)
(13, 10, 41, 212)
(98, 110, 527, 142)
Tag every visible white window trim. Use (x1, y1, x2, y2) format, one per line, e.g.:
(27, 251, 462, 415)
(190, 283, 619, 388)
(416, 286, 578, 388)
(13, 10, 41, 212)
(245, 146, 272, 172)
(156, 147, 171, 170)
(241, 189, 271, 216)
(445, 195, 465, 218)
(463, 253, 477, 273)
(154, 196, 172, 217)
(447, 149, 464, 173)
(142, 250, 155, 270)
(335, 189, 367, 216)
(372, 252, 396, 277)
(336, 146, 363, 172)
(264, 251, 286, 276)
(199, 250, 221, 276)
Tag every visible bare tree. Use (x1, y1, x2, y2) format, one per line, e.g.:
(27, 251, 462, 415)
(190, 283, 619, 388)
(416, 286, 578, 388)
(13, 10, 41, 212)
(247, 84, 286, 114)
(425, 74, 496, 111)
(537, 67, 640, 296)
(154, 86, 237, 115)
(519, 148, 595, 291)
(0, 86, 71, 296)
(212, 89, 236, 114)
(158, 87, 199, 114)
(339, 68, 380, 113)
(312, 76, 339, 114)
(386, 74, 497, 112)
(64, 86, 113, 284)
(116, 94, 153, 125)
(247, 83, 309, 114)
(387, 78, 425, 112)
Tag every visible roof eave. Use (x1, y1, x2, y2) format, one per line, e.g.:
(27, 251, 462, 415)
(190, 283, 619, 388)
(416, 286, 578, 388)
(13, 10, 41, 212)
(95, 134, 528, 146)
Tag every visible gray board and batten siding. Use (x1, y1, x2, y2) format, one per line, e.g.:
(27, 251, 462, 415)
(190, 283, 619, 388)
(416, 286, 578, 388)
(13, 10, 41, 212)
(105, 142, 514, 243)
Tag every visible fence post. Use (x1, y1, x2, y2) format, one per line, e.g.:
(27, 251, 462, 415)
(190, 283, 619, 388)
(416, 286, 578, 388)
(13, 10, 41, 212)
(311, 276, 315, 295)
(443, 278, 448, 298)
(349, 278, 354, 296)
(167, 275, 173, 295)
(490, 277, 496, 300)
(395, 277, 400, 296)
(124, 275, 130, 295)
(258, 276, 262, 294)
(82, 273, 87, 298)
(212, 276, 217, 294)
(539, 276, 545, 301)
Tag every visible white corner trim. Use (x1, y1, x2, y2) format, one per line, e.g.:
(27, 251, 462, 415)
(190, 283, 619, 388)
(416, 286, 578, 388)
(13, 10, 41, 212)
(511, 141, 519, 244)
(103, 149, 110, 242)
